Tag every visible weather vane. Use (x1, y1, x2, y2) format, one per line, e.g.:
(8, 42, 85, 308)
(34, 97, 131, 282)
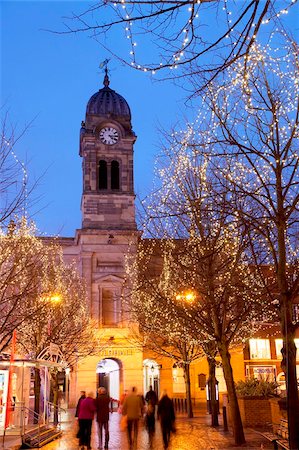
(99, 59, 110, 87)
(99, 58, 110, 71)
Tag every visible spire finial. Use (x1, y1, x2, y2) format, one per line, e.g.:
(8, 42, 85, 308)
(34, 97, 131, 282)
(103, 67, 110, 87)
(99, 58, 110, 87)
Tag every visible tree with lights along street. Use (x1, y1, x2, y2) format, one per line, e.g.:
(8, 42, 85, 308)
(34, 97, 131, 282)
(0, 219, 62, 353)
(128, 141, 275, 444)
(125, 239, 206, 419)
(15, 242, 102, 417)
(0, 218, 103, 417)
(167, 32, 299, 448)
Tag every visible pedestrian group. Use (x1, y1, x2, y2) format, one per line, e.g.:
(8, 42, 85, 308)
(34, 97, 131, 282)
(75, 385, 176, 449)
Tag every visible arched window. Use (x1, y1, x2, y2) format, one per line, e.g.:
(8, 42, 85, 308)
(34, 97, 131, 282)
(99, 160, 107, 189)
(111, 160, 120, 190)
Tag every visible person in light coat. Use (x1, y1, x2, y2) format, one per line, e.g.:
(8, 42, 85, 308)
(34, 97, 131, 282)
(122, 387, 144, 449)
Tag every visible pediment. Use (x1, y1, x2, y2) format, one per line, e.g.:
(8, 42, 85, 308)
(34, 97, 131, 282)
(94, 274, 124, 284)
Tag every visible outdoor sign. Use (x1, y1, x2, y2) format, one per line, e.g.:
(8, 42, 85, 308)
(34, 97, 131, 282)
(0, 370, 9, 428)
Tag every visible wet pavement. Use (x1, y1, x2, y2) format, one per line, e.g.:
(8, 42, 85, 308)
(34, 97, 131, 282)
(39, 409, 272, 450)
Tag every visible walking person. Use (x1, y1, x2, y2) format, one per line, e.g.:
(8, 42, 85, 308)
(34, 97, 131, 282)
(145, 385, 158, 412)
(95, 387, 111, 449)
(78, 391, 96, 450)
(145, 399, 155, 448)
(122, 386, 144, 450)
(75, 391, 86, 418)
(118, 389, 128, 414)
(157, 390, 176, 449)
(145, 385, 158, 448)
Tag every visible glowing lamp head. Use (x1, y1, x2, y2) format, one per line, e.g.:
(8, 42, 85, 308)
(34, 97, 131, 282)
(175, 290, 196, 303)
(50, 294, 62, 304)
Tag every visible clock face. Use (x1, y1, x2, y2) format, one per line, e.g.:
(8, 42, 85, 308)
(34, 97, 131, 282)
(99, 127, 119, 145)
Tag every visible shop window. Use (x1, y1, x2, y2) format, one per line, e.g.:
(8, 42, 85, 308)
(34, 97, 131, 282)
(249, 339, 271, 359)
(275, 338, 299, 360)
(99, 160, 108, 189)
(111, 161, 120, 190)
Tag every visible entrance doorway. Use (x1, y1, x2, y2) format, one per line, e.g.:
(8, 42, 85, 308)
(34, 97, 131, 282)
(143, 359, 161, 398)
(96, 359, 120, 401)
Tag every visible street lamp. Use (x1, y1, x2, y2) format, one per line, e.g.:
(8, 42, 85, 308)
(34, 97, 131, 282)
(175, 290, 196, 304)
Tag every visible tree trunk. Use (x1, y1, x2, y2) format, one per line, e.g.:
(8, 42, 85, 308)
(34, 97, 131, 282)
(34, 367, 41, 423)
(279, 277, 299, 450)
(218, 341, 245, 446)
(276, 188, 299, 450)
(183, 363, 193, 418)
(207, 357, 219, 427)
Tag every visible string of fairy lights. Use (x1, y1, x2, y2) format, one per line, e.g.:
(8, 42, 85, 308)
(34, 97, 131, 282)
(105, 0, 298, 73)
(1, 134, 28, 220)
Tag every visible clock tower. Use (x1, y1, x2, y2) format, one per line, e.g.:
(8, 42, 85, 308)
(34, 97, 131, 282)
(79, 69, 137, 230)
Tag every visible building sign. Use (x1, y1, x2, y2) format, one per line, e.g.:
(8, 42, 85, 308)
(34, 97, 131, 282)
(99, 348, 134, 357)
(0, 370, 9, 428)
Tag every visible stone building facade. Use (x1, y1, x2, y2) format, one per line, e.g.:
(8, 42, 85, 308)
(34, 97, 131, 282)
(56, 71, 297, 408)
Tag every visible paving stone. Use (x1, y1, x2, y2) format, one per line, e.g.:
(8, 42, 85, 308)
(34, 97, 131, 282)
(40, 409, 273, 450)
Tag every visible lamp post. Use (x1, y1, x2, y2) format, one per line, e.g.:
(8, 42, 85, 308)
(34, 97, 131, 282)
(65, 367, 71, 409)
(174, 290, 197, 418)
(175, 289, 219, 425)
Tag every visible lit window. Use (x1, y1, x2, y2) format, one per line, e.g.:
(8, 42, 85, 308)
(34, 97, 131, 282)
(249, 339, 271, 359)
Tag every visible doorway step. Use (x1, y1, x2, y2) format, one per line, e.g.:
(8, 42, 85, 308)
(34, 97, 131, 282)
(20, 425, 62, 448)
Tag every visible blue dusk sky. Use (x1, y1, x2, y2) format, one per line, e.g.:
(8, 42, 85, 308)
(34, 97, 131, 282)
(1, 1, 299, 236)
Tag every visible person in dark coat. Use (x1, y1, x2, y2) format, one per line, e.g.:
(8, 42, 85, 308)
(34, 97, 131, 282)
(75, 391, 86, 418)
(145, 385, 158, 447)
(78, 391, 96, 450)
(145, 385, 158, 409)
(94, 387, 111, 449)
(157, 390, 176, 449)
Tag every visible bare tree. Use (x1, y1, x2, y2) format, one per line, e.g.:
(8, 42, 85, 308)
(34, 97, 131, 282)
(16, 250, 105, 417)
(127, 144, 274, 443)
(126, 239, 205, 418)
(58, 0, 297, 91)
(175, 34, 299, 448)
(0, 219, 63, 352)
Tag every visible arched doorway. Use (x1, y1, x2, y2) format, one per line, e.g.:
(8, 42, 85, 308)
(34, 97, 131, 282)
(143, 359, 161, 398)
(96, 358, 121, 401)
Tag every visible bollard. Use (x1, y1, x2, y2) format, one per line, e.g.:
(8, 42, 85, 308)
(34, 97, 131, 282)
(223, 406, 228, 432)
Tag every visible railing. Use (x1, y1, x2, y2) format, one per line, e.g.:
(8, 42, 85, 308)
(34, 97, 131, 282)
(172, 397, 188, 413)
(1, 400, 65, 447)
(1, 402, 42, 445)
(44, 400, 66, 429)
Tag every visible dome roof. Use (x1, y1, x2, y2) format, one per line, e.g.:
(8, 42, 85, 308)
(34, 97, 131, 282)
(86, 71, 131, 119)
